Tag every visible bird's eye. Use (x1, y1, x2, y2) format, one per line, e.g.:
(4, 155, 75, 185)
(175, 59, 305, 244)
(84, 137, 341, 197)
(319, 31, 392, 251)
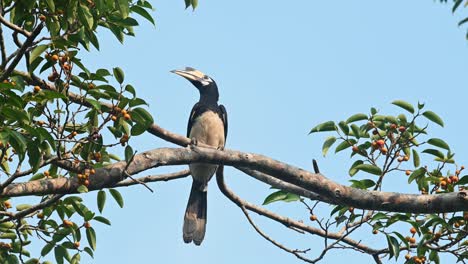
(203, 76, 210, 80)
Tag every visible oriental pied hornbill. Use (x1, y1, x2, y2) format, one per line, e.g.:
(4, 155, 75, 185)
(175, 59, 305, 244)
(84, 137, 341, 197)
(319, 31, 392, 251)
(171, 67, 228, 245)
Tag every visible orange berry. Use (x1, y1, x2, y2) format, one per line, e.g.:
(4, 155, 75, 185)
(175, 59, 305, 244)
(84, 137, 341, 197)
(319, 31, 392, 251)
(398, 126, 406, 133)
(376, 139, 385, 146)
(3, 200, 11, 209)
(380, 147, 388, 154)
(405, 254, 411, 260)
(37, 212, 44, 219)
(39, 14, 46, 21)
(372, 230, 378, 234)
(397, 157, 403, 162)
(63, 220, 73, 227)
(352, 145, 359, 152)
(403, 155, 410, 161)
(74, 241, 80, 248)
(121, 109, 128, 115)
(309, 215, 318, 221)
(405, 170, 411, 176)
(440, 180, 447, 187)
(390, 124, 397, 129)
(51, 54, 59, 62)
(410, 227, 417, 234)
(88, 83, 95, 89)
(84, 222, 91, 229)
(44, 170, 50, 177)
(409, 237, 416, 244)
(84, 180, 90, 186)
(33, 86, 41, 93)
(111, 115, 117, 121)
(461, 166, 465, 170)
(348, 207, 354, 213)
(123, 113, 131, 120)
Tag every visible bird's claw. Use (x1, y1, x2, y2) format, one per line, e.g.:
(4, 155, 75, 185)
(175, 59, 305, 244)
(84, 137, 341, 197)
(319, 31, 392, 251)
(190, 138, 198, 149)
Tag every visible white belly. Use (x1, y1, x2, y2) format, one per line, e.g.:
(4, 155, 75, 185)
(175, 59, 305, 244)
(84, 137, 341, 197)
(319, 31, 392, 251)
(189, 111, 225, 183)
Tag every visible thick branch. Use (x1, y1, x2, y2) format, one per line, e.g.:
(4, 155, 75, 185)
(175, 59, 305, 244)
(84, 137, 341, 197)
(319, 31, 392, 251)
(2, 147, 467, 213)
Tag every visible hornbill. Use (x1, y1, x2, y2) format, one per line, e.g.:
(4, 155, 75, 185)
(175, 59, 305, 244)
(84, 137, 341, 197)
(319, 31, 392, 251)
(171, 67, 228, 245)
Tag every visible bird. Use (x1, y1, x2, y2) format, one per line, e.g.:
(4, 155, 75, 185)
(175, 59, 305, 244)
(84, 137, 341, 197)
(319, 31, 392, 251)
(171, 67, 228, 245)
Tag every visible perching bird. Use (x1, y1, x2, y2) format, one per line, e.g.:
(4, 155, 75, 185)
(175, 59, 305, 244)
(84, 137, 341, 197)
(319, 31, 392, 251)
(171, 67, 228, 245)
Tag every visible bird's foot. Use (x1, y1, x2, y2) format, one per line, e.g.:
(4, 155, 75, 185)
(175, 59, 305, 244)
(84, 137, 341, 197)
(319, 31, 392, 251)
(189, 138, 199, 150)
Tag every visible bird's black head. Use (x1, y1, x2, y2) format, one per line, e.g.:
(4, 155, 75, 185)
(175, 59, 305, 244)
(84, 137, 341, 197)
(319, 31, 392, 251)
(171, 67, 219, 104)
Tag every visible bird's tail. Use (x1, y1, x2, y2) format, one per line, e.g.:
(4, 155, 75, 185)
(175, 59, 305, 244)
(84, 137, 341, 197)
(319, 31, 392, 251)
(183, 180, 207, 245)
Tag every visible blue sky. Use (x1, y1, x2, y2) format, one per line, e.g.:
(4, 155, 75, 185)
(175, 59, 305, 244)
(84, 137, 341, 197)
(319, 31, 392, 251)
(28, 0, 468, 263)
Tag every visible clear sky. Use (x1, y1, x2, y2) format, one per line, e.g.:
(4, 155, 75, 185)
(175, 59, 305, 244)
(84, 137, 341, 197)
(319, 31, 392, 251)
(28, 0, 468, 263)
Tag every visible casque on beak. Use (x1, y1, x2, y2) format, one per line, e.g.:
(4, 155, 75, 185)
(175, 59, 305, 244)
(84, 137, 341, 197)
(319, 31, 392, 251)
(171, 67, 206, 83)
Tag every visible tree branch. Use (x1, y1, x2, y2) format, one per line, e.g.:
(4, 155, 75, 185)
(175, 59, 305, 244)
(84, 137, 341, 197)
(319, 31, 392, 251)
(0, 22, 43, 82)
(2, 147, 467, 213)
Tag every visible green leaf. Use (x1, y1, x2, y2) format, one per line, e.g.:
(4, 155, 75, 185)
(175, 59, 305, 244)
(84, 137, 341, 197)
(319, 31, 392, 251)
(263, 190, 287, 205)
(422, 111, 444, 127)
(124, 145, 133, 163)
(85, 98, 102, 111)
(322, 136, 336, 157)
(191, 0, 198, 9)
(309, 121, 336, 134)
(45, 0, 56, 11)
(429, 250, 440, 264)
(427, 138, 450, 151)
(350, 179, 375, 189)
(456, 175, 468, 185)
(93, 216, 111, 225)
(113, 67, 125, 84)
(78, 4, 94, 30)
(335, 139, 356, 153)
(109, 189, 124, 208)
(346, 113, 367, 124)
(422, 149, 445, 159)
(77, 185, 89, 193)
(392, 100, 414, 114)
(54, 246, 68, 264)
(29, 45, 48, 65)
(453, 0, 463, 13)
(97, 190, 106, 213)
(262, 190, 299, 205)
(86, 227, 96, 250)
(412, 149, 420, 167)
(350, 124, 361, 139)
(349, 160, 364, 176)
(16, 204, 32, 211)
(131, 123, 147, 136)
(131, 107, 154, 128)
(353, 164, 382, 176)
(337, 121, 349, 135)
(117, 0, 129, 18)
(386, 234, 400, 260)
(7, 129, 27, 161)
(130, 5, 155, 25)
(41, 242, 55, 256)
(408, 167, 426, 184)
(84, 247, 94, 258)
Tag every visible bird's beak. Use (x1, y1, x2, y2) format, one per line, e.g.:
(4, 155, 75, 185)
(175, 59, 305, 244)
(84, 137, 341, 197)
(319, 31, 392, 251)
(171, 67, 205, 82)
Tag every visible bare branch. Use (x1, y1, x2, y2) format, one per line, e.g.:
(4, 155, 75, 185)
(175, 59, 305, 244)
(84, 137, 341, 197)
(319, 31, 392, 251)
(0, 14, 31, 37)
(0, 22, 43, 82)
(114, 170, 190, 188)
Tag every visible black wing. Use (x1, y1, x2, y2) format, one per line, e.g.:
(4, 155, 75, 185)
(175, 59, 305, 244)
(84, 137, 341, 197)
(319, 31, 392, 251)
(187, 103, 201, 138)
(219, 104, 228, 140)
